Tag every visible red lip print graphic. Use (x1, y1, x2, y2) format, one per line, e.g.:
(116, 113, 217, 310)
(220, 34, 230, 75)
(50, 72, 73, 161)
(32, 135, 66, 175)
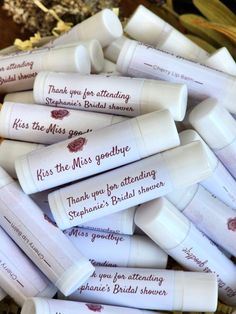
(67, 137, 87, 152)
(227, 217, 236, 231)
(51, 109, 69, 120)
(85, 304, 104, 312)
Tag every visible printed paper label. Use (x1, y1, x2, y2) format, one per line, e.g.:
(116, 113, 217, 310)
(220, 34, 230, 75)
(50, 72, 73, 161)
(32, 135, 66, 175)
(66, 267, 175, 310)
(27, 120, 142, 191)
(169, 223, 236, 302)
(201, 160, 236, 209)
(52, 153, 173, 228)
(40, 73, 144, 116)
(0, 182, 85, 284)
(64, 228, 130, 267)
(4, 102, 116, 144)
(183, 185, 236, 256)
(122, 43, 233, 102)
(214, 138, 236, 180)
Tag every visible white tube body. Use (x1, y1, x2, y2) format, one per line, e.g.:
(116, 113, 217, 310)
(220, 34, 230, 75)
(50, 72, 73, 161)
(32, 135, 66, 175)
(0, 288, 6, 301)
(167, 184, 236, 257)
(15, 110, 180, 194)
(0, 45, 90, 93)
(4, 90, 35, 104)
(33, 72, 187, 121)
(0, 167, 94, 296)
(60, 266, 217, 312)
(21, 298, 158, 314)
(64, 227, 168, 268)
(116, 40, 236, 114)
(48, 142, 212, 230)
(0, 227, 56, 306)
(135, 198, 236, 305)
(0, 102, 126, 144)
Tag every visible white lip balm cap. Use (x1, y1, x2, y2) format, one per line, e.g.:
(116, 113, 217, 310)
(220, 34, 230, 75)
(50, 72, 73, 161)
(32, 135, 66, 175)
(116, 39, 138, 74)
(120, 206, 136, 234)
(163, 141, 213, 188)
(179, 129, 217, 170)
(140, 81, 188, 121)
(0, 165, 15, 187)
(76, 9, 123, 47)
(81, 40, 104, 73)
(124, 5, 166, 45)
(55, 257, 95, 296)
(44, 45, 91, 74)
(189, 98, 236, 150)
(4, 91, 34, 104)
(103, 36, 130, 63)
(134, 197, 190, 250)
(166, 184, 199, 211)
(128, 234, 168, 268)
(204, 47, 236, 76)
(0, 139, 44, 178)
(135, 109, 180, 157)
(157, 28, 208, 61)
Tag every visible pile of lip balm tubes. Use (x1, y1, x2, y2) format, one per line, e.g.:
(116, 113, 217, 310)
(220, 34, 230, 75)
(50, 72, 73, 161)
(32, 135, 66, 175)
(0, 4, 236, 314)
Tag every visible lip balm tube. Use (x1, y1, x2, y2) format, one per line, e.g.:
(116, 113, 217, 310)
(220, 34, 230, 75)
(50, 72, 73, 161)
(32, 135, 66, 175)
(0, 167, 94, 296)
(0, 101, 127, 144)
(15, 109, 180, 194)
(21, 298, 159, 314)
(189, 98, 236, 179)
(0, 288, 6, 301)
(166, 183, 236, 257)
(31, 188, 137, 235)
(0, 139, 44, 178)
(179, 129, 236, 209)
(102, 59, 120, 75)
(64, 227, 168, 268)
(0, 226, 57, 306)
(43, 9, 123, 49)
(48, 141, 212, 230)
(135, 198, 236, 305)
(116, 40, 236, 114)
(124, 5, 208, 61)
(4, 91, 34, 104)
(103, 36, 129, 63)
(204, 47, 236, 76)
(60, 266, 217, 311)
(0, 45, 91, 94)
(33, 71, 187, 121)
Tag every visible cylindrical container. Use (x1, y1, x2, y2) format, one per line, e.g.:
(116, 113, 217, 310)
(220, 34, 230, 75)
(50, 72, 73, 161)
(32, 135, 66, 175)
(48, 141, 212, 230)
(102, 59, 119, 74)
(179, 129, 236, 209)
(103, 36, 129, 63)
(0, 167, 94, 296)
(33, 72, 187, 121)
(0, 139, 44, 178)
(44, 9, 123, 48)
(31, 189, 137, 235)
(15, 110, 180, 194)
(135, 198, 236, 305)
(189, 98, 236, 178)
(0, 101, 126, 144)
(0, 45, 90, 93)
(64, 227, 168, 268)
(124, 5, 208, 61)
(0, 288, 6, 301)
(21, 298, 158, 314)
(167, 184, 236, 257)
(4, 90, 34, 104)
(60, 266, 217, 312)
(0, 226, 57, 306)
(116, 40, 236, 114)
(204, 47, 236, 76)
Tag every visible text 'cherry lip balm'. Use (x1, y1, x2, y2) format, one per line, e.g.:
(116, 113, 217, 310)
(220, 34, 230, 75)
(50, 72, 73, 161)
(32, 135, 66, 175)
(21, 298, 158, 314)
(0, 167, 94, 296)
(0, 226, 57, 306)
(33, 71, 187, 121)
(15, 109, 180, 194)
(58, 266, 218, 312)
(48, 141, 212, 230)
(135, 197, 236, 306)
